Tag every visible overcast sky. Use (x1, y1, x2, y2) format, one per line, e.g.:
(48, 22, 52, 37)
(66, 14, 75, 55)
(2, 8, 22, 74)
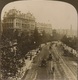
(1, 1, 77, 30)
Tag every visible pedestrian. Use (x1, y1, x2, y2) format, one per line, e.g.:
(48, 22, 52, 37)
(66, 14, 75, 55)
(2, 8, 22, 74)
(36, 50, 39, 54)
(49, 66, 55, 75)
(52, 66, 55, 74)
(49, 46, 51, 50)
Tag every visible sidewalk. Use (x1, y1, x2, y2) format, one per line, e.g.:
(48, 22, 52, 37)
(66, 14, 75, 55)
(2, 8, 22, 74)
(17, 55, 36, 80)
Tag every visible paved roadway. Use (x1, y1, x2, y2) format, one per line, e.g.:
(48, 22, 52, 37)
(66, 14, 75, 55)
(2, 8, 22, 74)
(23, 45, 52, 80)
(56, 44, 77, 80)
(22, 42, 77, 80)
(51, 43, 77, 80)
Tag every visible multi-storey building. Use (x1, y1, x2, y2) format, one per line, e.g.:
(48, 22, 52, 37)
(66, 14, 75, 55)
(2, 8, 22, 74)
(2, 9, 36, 32)
(2, 8, 53, 36)
(36, 22, 52, 34)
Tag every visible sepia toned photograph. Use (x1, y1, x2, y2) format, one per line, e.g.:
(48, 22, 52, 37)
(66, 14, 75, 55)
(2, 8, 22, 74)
(0, 0, 78, 80)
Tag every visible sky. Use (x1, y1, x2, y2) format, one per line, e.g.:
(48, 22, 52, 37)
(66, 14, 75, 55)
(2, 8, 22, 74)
(1, 1, 77, 30)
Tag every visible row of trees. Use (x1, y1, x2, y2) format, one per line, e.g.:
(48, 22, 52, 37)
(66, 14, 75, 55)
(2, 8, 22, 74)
(1, 27, 61, 79)
(61, 35, 78, 51)
(1, 48, 25, 79)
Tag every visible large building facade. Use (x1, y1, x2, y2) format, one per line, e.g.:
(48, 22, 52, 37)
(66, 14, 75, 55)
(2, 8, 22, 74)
(2, 9, 52, 35)
(2, 9, 36, 32)
(36, 22, 52, 34)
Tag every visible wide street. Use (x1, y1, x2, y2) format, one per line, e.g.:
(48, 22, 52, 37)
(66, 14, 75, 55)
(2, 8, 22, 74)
(22, 42, 77, 80)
